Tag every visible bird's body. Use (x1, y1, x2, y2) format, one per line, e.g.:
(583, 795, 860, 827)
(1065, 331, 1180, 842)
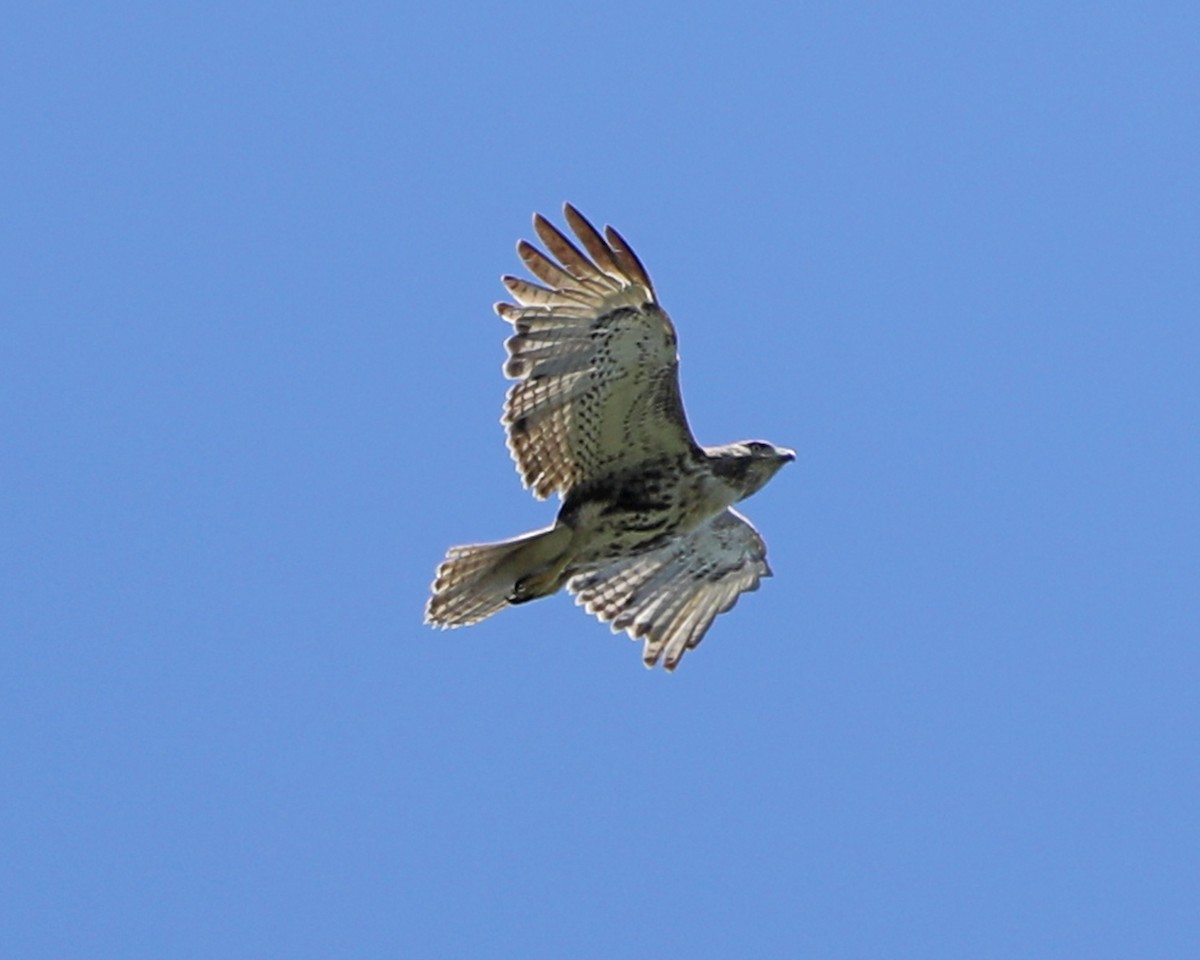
(425, 205, 793, 669)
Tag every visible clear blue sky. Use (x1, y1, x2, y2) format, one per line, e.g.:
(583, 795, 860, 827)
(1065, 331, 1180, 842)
(4, 3, 1197, 957)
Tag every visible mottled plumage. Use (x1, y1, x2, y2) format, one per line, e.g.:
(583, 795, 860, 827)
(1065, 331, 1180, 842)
(425, 205, 793, 669)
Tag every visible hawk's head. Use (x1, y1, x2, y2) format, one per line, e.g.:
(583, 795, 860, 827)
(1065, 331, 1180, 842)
(706, 440, 795, 500)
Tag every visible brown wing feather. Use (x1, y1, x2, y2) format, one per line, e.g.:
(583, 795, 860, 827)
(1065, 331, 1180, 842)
(516, 240, 592, 295)
(562, 204, 626, 282)
(567, 510, 772, 670)
(498, 205, 700, 499)
(532, 214, 621, 293)
(604, 225, 655, 293)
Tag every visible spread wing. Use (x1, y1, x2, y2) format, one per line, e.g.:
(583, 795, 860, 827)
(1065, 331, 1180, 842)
(497, 204, 701, 500)
(566, 509, 772, 670)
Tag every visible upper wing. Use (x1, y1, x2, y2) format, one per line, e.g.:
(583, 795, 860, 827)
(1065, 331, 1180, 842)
(566, 509, 772, 670)
(497, 204, 701, 499)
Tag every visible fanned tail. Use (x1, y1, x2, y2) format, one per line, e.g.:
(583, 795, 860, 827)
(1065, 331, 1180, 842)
(425, 524, 573, 627)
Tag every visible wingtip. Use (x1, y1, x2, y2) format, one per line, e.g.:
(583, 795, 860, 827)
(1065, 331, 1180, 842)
(562, 203, 599, 236)
(603, 224, 655, 295)
(604, 224, 639, 257)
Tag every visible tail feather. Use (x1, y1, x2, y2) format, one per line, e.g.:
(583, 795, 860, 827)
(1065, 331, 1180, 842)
(425, 524, 572, 628)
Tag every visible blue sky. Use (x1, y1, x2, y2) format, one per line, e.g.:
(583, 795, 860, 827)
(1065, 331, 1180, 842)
(4, 2, 1198, 957)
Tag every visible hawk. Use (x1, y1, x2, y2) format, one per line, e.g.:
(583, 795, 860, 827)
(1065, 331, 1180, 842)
(425, 205, 794, 669)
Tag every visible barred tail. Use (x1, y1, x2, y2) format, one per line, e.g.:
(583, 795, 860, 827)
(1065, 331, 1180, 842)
(424, 524, 573, 628)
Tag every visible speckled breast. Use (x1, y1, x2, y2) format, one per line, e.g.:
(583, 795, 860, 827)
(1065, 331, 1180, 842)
(556, 455, 713, 563)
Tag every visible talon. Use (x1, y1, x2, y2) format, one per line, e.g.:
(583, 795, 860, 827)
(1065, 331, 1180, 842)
(508, 577, 533, 604)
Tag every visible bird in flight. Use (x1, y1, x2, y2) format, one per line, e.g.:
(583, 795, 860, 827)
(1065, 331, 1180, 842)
(425, 205, 793, 669)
